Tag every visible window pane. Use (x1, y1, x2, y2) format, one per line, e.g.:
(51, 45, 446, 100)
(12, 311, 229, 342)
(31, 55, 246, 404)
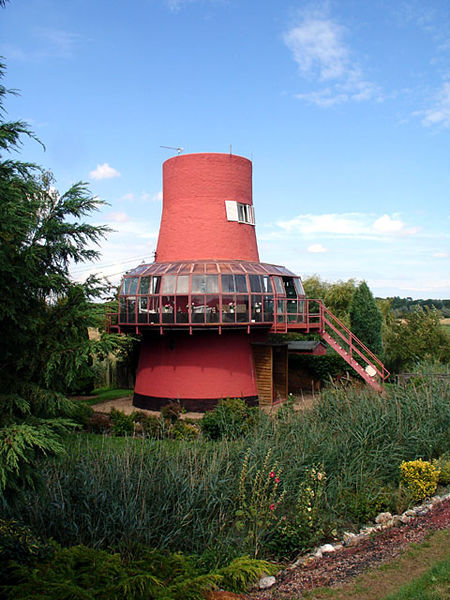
(249, 275, 262, 292)
(161, 275, 176, 294)
(263, 296, 274, 321)
(206, 275, 219, 293)
(127, 298, 136, 323)
(175, 295, 189, 323)
(138, 297, 148, 323)
(151, 276, 161, 294)
(128, 277, 139, 295)
(251, 294, 262, 322)
(162, 296, 174, 322)
(294, 278, 305, 296)
(206, 295, 220, 323)
(191, 275, 206, 294)
(237, 204, 246, 222)
(277, 299, 285, 323)
(222, 295, 235, 323)
(235, 274, 248, 293)
(261, 276, 272, 293)
(236, 295, 249, 322)
(148, 296, 159, 323)
(287, 299, 297, 322)
(176, 275, 189, 294)
(284, 278, 297, 299)
(120, 280, 127, 295)
(119, 298, 127, 321)
(191, 295, 206, 323)
(139, 277, 150, 295)
(221, 274, 235, 293)
(273, 276, 284, 294)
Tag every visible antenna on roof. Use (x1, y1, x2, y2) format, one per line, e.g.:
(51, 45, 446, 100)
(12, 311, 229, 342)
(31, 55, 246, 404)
(160, 145, 184, 155)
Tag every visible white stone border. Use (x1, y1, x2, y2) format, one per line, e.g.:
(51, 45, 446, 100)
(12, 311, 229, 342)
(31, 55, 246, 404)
(258, 491, 450, 589)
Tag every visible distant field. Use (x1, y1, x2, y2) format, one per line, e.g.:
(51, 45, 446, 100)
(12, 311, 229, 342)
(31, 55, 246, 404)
(441, 318, 450, 333)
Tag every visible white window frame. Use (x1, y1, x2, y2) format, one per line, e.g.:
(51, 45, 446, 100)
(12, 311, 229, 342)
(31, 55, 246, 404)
(225, 200, 255, 225)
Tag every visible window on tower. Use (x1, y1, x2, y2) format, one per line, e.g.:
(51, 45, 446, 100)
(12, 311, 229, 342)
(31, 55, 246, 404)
(225, 200, 255, 225)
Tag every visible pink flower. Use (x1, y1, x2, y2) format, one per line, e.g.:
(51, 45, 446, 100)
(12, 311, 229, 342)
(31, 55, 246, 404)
(282, 515, 287, 521)
(269, 504, 275, 511)
(275, 477, 280, 483)
(269, 471, 275, 478)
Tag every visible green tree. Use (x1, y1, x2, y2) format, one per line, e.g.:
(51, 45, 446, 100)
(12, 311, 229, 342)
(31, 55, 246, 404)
(349, 281, 383, 355)
(302, 275, 330, 300)
(303, 276, 357, 325)
(324, 279, 357, 324)
(0, 61, 120, 501)
(384, 307, 450, 372)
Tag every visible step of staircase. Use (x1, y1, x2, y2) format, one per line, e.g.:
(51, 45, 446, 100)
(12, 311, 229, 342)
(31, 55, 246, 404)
(321, 331, 382, 392)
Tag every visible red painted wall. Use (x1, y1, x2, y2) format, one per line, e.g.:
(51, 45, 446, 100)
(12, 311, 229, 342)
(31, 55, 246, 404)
(155, 153, 259, 263)
(134, 331, 258, 400)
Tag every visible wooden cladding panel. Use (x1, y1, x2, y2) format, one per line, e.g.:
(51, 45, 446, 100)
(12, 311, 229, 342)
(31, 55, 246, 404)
(253, 346, 273, 405)
(273, 346, 288, 402)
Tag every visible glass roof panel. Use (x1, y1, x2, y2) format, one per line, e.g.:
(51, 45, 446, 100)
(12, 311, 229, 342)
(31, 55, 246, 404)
(121, 260, 298, 280)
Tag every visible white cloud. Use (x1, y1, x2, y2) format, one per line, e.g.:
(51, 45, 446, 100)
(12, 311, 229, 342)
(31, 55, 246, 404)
(307, 243, 328, 253)
(141, 190, 162, 202)
(89, 163, 121, 180)
(432, 251, 449, 258)
(0, 28, 81, 61)
(284, 18, 348, 81)
(276, 212, 420, 239)
(419, 81, 450, 128)
(105, 219, 159, 240)
(120, 193, 135, 201)
(108, 212, 130, 223)
(37, 28, 81, 58)
(278, 213, 366, 235)
(373, 214, 404, 234)
(284, 16, 382, 106)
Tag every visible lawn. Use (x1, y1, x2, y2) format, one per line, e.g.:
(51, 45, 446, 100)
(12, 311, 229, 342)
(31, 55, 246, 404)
(74, 386, 133, 405)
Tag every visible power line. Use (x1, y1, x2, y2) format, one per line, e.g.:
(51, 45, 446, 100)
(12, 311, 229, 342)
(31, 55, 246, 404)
(70, 254, 152, 275)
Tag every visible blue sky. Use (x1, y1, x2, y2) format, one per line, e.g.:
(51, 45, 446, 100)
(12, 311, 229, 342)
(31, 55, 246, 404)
(1, 0, 449, 299)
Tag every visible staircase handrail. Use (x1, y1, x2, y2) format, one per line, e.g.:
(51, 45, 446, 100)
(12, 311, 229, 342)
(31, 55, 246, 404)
(318, 301, 389, 382)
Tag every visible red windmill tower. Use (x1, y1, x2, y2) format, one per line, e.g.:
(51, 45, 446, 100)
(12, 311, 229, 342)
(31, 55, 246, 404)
(109, 153, 388, 410)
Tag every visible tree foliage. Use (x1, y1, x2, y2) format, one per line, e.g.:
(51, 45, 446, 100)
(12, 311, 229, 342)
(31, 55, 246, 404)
(303, 275, 357, 324)
(349, 281, 383, 355)
(384, 307, 450, 372)
(0, 60, 123, 501)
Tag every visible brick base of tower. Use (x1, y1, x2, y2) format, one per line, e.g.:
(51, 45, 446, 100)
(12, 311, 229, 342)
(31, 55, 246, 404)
(133, 330, 262, 411)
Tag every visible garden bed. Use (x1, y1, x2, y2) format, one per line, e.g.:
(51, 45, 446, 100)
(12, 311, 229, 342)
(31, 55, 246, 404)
(248, 496, 450, 599)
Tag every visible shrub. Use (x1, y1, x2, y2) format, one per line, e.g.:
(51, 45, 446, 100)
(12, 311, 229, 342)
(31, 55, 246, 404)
(399, 459, 440, 501)
(161, 401, 183, 424)
(171, 421, 199, 441)
(200, 398, 259, 440)
(110, 408, 134, 437)
(131, 412, 164, 438)
(70, 401, 94, 427)
(0, 519, 55, 581)
(85, 412, 111, 434)
(432, 453, 450, 485)
(5, 541, 277, 599)
(337, 479, 393, 525)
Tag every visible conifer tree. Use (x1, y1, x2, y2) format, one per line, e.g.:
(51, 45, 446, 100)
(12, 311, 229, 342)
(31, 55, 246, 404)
(0, 60, 121, 502)
(349, 281, 383, 355)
